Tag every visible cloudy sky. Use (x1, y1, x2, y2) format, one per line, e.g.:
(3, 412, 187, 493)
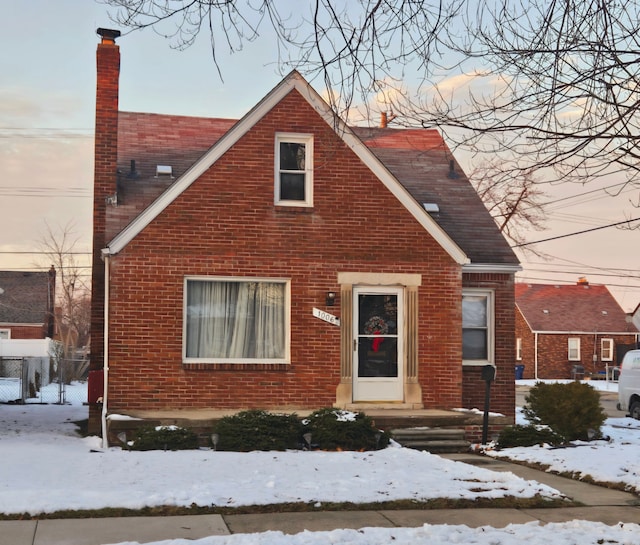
(2, 1, 639, 310)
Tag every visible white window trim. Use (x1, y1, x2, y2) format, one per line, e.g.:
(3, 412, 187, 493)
(462, 289, 495, 366)
(183, 275, 291, 364)
(274, 133, 314, 207)
(516, 337, 522, 361)
(568, 337, 581, 361)
(601, 338, 614, 361)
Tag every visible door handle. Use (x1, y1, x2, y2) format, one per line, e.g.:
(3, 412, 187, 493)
(353, 339, 357, 351)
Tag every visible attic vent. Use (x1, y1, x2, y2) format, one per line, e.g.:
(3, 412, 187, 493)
(602, 310, 608, 316)
(543, 309, 549, 314)
(155, 165, 173, 178)
(422, 203, 440, 213)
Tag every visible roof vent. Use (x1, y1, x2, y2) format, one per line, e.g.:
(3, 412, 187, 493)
(127, 160, 140, 179)
(447, 160, 459, 179)
(422, 203, 440, 213)
(155, 165, 173, 178)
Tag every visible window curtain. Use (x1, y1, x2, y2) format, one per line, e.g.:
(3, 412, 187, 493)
(186, 280, 285, 360)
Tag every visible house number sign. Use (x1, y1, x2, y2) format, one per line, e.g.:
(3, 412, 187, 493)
(312, 307, 340, 326)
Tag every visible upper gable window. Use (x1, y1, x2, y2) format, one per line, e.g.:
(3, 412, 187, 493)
(275, 133, 313, 207)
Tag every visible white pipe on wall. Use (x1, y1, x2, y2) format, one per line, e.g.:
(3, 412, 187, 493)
(534, 332, 539, 380)
(101, 254, 110, 449)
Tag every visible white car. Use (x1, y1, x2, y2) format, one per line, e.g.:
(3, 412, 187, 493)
(617, 349, 640, 420)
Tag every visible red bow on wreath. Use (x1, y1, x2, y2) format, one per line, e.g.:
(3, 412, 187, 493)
(372, 331, 383, 352)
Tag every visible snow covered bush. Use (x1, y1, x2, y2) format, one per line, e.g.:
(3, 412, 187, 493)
(522, 381, 607, 442)
(303, 408, 390, 451)
(130, 425, 200, 451)
(212, 410, 303, 451)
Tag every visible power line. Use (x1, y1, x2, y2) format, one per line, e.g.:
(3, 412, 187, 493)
(0, 251, 91, 255)
(514, 217, 640, 247)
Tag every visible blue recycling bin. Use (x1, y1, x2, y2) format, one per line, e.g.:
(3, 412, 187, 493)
(515, 364, 525, 380)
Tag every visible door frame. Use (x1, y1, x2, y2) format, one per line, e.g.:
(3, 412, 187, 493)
(352, 286, 404, 402)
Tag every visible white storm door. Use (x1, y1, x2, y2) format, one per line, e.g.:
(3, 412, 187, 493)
(353, 287, 403, 402)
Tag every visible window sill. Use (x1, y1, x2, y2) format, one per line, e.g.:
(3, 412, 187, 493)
(183, 362, 290, 371)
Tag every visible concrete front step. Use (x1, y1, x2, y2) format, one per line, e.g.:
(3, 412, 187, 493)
(390, 427, 471, 453)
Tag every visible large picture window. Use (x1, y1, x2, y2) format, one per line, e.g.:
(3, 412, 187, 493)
(275, 133, 313, 206)
(184, 277, 289, 363)
(462, 290, 494, 364)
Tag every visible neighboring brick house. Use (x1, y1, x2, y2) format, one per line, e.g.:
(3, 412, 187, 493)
(89, 29, 520, 436)
(515, 279, 639, 379)
(0, 268, 56, 340)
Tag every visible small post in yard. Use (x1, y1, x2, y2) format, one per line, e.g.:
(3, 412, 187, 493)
(481, 365, 496, 445)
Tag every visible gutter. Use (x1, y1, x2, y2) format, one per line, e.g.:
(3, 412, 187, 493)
(101, 253, 110, 449)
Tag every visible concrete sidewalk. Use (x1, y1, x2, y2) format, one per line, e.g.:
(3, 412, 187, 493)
(1, 454, 639, 545)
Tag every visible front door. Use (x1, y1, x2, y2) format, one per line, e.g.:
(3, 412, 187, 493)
(353, 287, 403, 401)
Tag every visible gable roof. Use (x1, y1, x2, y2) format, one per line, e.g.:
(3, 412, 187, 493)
(515, 282, 637, 333)
(0, 271, 52, 325)
(106, 71, 519, 271)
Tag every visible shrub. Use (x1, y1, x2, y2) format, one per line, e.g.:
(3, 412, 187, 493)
(212, 410, 304, 452)
(522, 381, 607, 442)
(303, 408, 390, 451)
(495, 424, 563, 449)
(131, 425, 200, 451)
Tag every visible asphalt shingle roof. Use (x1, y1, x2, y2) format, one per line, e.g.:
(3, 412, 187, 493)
(0, 271, 51, 325)
(110, 112, 518, 267)
(515, 282, 637, 333)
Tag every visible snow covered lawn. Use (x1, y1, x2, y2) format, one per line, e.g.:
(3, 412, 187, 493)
(1, 379, 639, 545)
(0, 403, 564, 516)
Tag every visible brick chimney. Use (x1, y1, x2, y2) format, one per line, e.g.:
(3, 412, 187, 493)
(89, 29, 120, 429)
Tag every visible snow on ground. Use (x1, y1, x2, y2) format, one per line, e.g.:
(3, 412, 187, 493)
(1, 380, 639, 545)
(112, 522, 640, 545)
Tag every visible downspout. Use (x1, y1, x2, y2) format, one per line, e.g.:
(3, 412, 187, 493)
(534, 332, 539, 380)
(101, 253, 110, 449)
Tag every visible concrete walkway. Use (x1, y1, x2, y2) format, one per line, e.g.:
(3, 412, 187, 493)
(1, 454, 639, 545)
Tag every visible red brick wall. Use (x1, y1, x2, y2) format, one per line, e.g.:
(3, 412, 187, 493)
(515, 308, 535, 379)
(105, 90, 479, 413)
(461, 273, 515, 420)
(2, 325, 45, 339)
(516, 308, 637, 379)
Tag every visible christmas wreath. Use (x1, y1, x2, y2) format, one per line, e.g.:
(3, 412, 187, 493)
(364, 315, 388, 335)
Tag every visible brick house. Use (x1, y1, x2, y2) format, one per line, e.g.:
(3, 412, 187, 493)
(515, 279, 639, 379)
(0, 268, 56, 340)
(89, 29, 520, 438)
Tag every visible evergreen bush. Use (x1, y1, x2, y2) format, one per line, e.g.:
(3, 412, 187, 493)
(303, 407, 390, 451)
(495, 424, 563, 448)
(131, 425, 200, 451)
(522, 381, 607, 442)
(212, 410, 304, 451)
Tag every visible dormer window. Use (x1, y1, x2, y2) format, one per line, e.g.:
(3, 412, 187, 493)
(275, 133, 313, 207)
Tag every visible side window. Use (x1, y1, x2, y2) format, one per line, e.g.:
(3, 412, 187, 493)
(568, 337, 581, 361)
(0, 329, 9, 340)
(462, 290, 494, 364)
(275, 133, 313, 207)
(601, 338, 613, 361)
(516, 338, 522, 361)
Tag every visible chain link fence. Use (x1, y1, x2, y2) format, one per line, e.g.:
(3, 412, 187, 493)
(0, 356, 88, 405)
